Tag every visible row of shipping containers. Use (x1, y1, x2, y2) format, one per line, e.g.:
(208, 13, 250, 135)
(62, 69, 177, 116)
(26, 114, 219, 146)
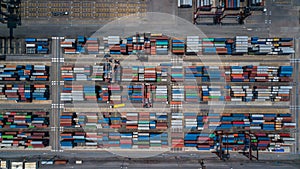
(0, 111, 49, 129)
(61, 85, 122, 103)
(25, 38, 49, 54)
(60, 112, 168, 130)
(0, 84, 49, 102)
(61, 84, 123, 103)
(60, 35, 294, 56)
(60, 64, 292, 83)
(0, 64, 49, 81)
(61, 84, 292, 104)
(58, 112, 295, 152)
(61, 63, 120, 83)
(228, 85, 292, 102)
(122, 64, 293, 83)
(171, 85, 293, 103)
(61, 131, 168, 149)
(225, 65, 292, 82)
(0, 131, 49, 149)
(96, 35, 294, 55)
(178, 113, 296, 131)
(38, 34, 293, 56)
(103, 33, 169, 55)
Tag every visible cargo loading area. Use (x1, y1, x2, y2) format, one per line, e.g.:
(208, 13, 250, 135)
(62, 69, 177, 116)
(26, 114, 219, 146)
(56, 34, 297, 154)
(0, 35, 298, 154)
(20, 0, 147, 23)
(0, 0, 300, 168)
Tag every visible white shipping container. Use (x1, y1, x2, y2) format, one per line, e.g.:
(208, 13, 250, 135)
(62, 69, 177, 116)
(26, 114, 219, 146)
(26, 43, 36, 48)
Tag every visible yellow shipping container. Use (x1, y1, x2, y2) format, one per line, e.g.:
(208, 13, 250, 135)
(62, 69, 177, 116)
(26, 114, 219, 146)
(113, 103, 125, 108)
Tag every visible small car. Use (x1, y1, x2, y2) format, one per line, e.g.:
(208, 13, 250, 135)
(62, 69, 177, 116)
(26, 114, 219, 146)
(52, 11, 69, 16)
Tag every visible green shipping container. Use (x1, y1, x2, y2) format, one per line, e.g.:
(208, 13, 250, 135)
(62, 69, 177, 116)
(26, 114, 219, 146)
(202, 38, 214, 42)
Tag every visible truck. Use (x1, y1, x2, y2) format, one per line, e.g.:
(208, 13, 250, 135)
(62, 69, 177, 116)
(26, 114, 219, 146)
(75, 160, 83, 164)
(113, 103, 125, 108)
(41, 160, 54, 165)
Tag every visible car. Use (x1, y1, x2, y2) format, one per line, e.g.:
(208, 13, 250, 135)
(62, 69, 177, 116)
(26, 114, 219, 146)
(263, 8, 267, 13)
(52, 11, 69, 16)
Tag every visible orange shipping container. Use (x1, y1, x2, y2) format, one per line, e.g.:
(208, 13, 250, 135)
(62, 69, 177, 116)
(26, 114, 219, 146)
(34, 84, 46, 88)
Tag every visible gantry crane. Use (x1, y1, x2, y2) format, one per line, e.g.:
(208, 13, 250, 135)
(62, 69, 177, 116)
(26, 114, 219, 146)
(193, 6, 251, 24)
(193, 0, 252, 25)
(0, 0, 21, 52)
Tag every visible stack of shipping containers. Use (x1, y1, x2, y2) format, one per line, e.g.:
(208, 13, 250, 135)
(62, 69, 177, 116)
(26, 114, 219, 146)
(61, 39, 76, 54)
(60, 112, 75, 127)
(0, 131, 49, 148)
(154, 86, 168, 103)
(0, 84, 49, 102)
(172, 86, 185, 104)
(0, 111, 48, 129)
(91, 65, 104, 81)
(109, 85, 122, 104)
(144, 66, 156, 81)
(85, 38, 99, 54)
(108, 36, 121, 55)
(133, 34, 145, 54)
(0, 64, 49, 81)
(25, 38, 49, 54)
(186, 36, 200, 55)
(77, 36, 86, 53)
(172, 38, 185, 54)
(128, 85, 143, 104)
(121, 66, 135, 82)
(171, 66, 184, 82)
(234, 36, 248, 54)
(185, 85, 201, 103)
(153, 34, 169, 55)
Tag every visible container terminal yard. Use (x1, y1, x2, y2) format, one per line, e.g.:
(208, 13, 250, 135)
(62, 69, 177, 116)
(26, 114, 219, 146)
(0, 0, 300, 168)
